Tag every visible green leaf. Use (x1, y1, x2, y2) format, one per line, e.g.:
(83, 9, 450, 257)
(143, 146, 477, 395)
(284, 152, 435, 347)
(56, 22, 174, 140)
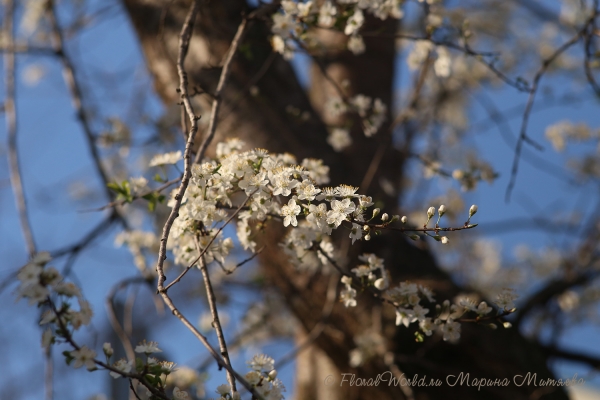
(62, 350, 73, 365)
(153, 173, 164, 183)
(107, 182, 121, 192)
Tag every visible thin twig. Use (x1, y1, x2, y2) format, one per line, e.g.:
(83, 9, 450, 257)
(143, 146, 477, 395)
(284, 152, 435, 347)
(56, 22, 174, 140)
(156, 0, 201, 292)
(83, 178, 180, 212)
(45, 0, 121, 206)
(0, 44, 56, 54)
(4, 0, 37, 257)
(506, 10, 599, 201)
(193, 17, 249, 164)
(349, 29, 530, 92)
(51, 211, 119, 259)
(196, 250, 237, 394)
(225, 246, 265, 275)
(129, 380, 143, 400)
(105, 277, 149, 363)
(44, 346, 53, 400)
(583, 8, 600, 96)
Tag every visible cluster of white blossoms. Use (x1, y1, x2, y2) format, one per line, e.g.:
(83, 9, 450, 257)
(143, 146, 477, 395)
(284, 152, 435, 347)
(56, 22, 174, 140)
(271, 0, 404, 58)
(115, 230, 159, 276)
(203, 354, 285, 400)
(544, 120, 599, 152)
(160, 140, 492, 340)
(16, 253, 94, 349)
(326, 94, 388, 138)
(242, 354, 285, 400)
(173, 137, 397, 274)
(407, 41, 454, 79)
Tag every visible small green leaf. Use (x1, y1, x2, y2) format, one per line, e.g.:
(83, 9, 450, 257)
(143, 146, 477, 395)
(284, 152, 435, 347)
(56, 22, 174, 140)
(62, 350, 73, 365)
(153, 174, 164, 183)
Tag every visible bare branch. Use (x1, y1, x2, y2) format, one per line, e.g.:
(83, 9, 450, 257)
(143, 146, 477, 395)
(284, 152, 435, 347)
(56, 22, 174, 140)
(45, 0, 120, 206)
(155, 0, 201, 291)
(105, 277, 150, 363)
(4, 0, 37, 257)
(196, 249, 236, 393)
(193, 17, 249, 164)
(506, 10, 599, 201)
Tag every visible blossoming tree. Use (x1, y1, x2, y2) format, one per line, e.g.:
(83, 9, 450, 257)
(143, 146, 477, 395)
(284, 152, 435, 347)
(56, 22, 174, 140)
(3, 0, 600, 399)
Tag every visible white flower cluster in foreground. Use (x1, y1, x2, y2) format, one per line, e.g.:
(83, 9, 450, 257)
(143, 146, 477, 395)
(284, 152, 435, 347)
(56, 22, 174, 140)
(160, 138, 511, 349)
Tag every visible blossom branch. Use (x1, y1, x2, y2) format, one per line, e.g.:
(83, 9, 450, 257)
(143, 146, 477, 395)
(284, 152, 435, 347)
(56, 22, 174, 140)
(163, 192, 255, 292)
(45, 297, 169, 400)
(151, 4, 263, 397)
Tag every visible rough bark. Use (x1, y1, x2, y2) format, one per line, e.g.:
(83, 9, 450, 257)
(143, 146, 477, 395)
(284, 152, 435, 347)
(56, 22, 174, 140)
(121, 1, 568, 399)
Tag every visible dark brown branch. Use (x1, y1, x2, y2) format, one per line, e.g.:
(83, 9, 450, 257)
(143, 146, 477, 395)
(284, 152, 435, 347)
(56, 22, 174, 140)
(514, 271, 599, 328)
(540, 343, 600, 370)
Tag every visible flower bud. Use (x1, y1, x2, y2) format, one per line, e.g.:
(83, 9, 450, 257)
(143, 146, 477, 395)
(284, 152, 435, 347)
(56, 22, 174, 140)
(372, 208, 380, 218)
(269, 370, 278, 380)
(441, 236, 449, 244)
(469, 204, 478, 218)
(374, 277, 388, 290)
(427, 207, 435, 219)
(401, 216, 407, 224)
(390, 215, 400, 223)
(438, 205, 446, 217)
(452, 169, 464, 180)
(364, 234, 371, 241)
(103, 342, 114, 358)
(381, 213, 389, 221)
(503, 322, 512, 329)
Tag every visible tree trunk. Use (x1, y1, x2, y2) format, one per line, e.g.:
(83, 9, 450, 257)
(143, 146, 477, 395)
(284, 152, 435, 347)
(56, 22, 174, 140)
(121, 1, 568, 399)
